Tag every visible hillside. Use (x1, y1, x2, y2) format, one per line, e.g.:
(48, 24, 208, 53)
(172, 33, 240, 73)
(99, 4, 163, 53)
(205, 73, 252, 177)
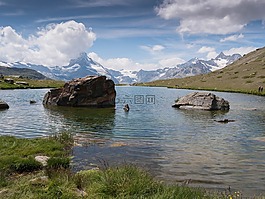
(0, 66, 48, 80)
(139, 47, 265, 95)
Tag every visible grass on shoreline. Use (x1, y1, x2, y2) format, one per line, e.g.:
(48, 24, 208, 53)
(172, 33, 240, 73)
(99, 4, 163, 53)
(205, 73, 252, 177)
(2, 133, 262, 198)
(0, 133, 240, 199)
(0, 76, 64, 89)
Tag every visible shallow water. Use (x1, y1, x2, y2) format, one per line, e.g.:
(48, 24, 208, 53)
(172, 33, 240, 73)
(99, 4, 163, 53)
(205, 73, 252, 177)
(0, 87, 265, 196)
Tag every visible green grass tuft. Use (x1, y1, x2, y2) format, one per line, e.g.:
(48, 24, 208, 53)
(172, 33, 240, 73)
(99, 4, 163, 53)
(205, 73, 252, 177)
(47, 157, 70, 170)
(9, 157, 42, 173)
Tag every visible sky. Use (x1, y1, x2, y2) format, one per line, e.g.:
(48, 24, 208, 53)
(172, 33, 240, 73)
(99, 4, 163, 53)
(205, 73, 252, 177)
(0, 0, 265, 71)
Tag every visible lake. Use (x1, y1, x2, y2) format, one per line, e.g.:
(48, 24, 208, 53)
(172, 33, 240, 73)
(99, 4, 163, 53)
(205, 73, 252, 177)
(0, 86, 265, 196)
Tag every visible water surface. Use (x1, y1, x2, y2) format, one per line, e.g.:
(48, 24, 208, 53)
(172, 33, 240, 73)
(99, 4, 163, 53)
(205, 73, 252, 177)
(0, 87, 265, 196)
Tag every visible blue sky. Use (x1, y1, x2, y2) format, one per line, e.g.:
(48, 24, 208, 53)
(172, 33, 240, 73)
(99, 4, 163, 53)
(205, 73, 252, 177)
(0, 0, 265, 70)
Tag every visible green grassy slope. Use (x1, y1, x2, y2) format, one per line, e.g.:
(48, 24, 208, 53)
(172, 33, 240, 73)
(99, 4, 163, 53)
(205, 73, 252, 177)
(0, 76, 64, 89)
(0, 66, 48, 80)
(140, 47, 265, 95)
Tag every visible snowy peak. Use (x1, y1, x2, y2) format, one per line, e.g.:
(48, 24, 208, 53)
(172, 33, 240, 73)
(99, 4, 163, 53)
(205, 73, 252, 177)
(215, 52, 242, 63)
(68, 52, 94, 67)
(215, 52, 227, 60)
(213, 52, 242, 69)
(58, 52, 118, 82)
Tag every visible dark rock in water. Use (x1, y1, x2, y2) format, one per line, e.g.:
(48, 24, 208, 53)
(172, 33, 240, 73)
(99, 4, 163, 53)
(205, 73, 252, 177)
(43, 76, 116, 107)
(214, 119, 235, 123)
(172, 92, 229, 111)
(123, 104, 130, 112)
(0, 101, 9, 110)
(30, 100, 37, 104)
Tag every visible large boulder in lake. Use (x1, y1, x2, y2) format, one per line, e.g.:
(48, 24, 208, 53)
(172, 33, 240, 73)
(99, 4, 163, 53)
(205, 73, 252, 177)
(0, 100, 9, 110)
(172, 92, 229, 111)
(43, 76, 116, 107)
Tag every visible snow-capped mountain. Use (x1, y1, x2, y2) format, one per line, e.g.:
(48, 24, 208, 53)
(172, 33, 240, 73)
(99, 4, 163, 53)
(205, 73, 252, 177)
(52, 52, 117, 82)
(0, 52, 118, 83)
(0, 52, 241, 84)
(108, 52, 241, 84)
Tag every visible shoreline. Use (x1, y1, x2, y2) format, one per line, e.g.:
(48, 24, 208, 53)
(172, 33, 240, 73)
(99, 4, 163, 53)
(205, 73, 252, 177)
(136, 83, 265, 97)
(0, 134, 228, 198)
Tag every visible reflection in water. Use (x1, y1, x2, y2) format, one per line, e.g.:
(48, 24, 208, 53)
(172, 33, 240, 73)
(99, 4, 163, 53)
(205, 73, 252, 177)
(44, 106, 116, 143)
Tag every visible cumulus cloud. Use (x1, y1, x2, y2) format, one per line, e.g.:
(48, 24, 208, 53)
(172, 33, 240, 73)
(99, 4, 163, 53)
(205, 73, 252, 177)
(89, 52, 155, 70)
(220, 33, 244, 42)
(224, 46, 256, 56)
(156, 0, 265, 34)
(198, 46, 218, 59)
(0, 20, 96, 66)
(158, 57, 185, 67)
(89, 52, 184, 71)
(198, 46, 215, 54)
(140, 45, 165, 54)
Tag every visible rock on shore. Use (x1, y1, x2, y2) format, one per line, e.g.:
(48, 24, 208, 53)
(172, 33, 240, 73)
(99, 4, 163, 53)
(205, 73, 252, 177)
(172, 92, 229, 111)
(43, 76, 116, 107)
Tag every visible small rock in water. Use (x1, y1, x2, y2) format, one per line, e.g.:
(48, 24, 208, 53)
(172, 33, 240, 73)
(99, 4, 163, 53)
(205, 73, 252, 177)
(0, 100, 9, 110)
(214, 119, 235, 123)
(30, 100, 37, 104)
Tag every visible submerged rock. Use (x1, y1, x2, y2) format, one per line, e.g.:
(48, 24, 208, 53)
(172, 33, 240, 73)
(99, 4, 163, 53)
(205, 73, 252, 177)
(43, 76, 116, 108)
(172, 92, 229, 111)
(0, 100, 9, 110)
(214, 119, 235, 123)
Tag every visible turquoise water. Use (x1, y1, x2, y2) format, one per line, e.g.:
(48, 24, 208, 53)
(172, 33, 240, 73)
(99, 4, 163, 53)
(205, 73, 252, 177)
(0, 87, 265, 196)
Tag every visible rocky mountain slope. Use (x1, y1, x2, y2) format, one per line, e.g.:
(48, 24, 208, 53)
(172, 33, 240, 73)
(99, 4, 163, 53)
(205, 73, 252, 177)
(141, 47, 265, 94)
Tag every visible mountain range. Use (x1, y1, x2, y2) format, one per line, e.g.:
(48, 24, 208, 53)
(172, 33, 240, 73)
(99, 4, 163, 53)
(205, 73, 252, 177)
(0, 52, 241, 84)
(141, 47, 265, 94)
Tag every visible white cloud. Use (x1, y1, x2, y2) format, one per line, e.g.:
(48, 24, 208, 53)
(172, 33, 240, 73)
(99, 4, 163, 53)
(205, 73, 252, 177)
(198, 46, 215, 54)
(158, 57, 185, 67)
(89, 52, 185, 71)
(140, 45, 165, 54)
(220, 34, 244, 42)
(0, 20, 96, 66)
(198, 46, 218, 59)
(72, 0, 129, 8)
(89, 52, 141, 70)
(156, 0, 265, 35)
(1, 10, 24, 16)
(224, 46, 256, 56)
(206, 51, 219, 60)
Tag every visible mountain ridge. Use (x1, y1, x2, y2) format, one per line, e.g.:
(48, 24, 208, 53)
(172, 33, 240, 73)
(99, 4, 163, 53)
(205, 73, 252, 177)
(0, 52, 241, 83)
(140, 47, 265, 95)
